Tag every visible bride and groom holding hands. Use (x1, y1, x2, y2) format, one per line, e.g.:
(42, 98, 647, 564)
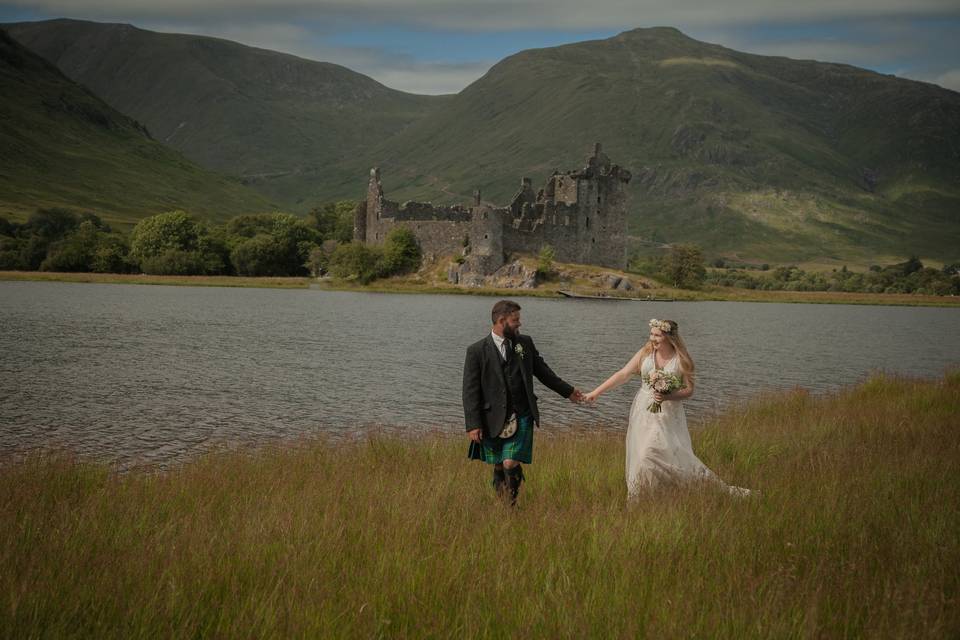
(463, 299, 747, 505)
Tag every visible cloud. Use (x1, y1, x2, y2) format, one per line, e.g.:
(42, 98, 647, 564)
(5, 0, 959, 94)
(366, 61, 490, 95)
(932, 69, 960, 92)
(6, 0, 960, 30)
(131, 18, 490, 93)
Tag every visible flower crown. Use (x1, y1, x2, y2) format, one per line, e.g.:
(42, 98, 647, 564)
(649, 318, 674, 334)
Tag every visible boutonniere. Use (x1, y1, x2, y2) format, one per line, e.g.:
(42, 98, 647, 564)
(514, 343, 525, 359)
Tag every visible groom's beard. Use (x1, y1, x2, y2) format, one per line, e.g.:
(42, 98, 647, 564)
(503, 326, 518, 339)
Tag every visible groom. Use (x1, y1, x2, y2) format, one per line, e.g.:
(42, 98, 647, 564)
(462, 299, 583, 505)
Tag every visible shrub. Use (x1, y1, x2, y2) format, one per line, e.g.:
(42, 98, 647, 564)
(537, 245, 556, 278)
(140, 250, 223, 276)
(230, 235, 289, 277)
(129, 211, 224, 275)
(377, 227, 422, 276)
(664, 244, 706, 289)
(328, 242, 380, 283)
(224, 213, 319, 276)
(306, 201, 357, 243)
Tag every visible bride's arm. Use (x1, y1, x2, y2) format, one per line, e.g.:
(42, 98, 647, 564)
(585, 350, 643, 402)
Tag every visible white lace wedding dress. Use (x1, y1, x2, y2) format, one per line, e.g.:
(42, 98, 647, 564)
(626, 353, 749, 498)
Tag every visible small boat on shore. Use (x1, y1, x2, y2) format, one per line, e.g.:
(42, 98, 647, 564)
(557, 290, 676, 302)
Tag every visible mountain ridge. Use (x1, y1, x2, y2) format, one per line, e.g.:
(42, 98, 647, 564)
(0, 27, 273, 226)
(4, 19, 959, 263)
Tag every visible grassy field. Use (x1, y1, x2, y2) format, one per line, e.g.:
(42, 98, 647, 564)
(2, 373, 958, 638)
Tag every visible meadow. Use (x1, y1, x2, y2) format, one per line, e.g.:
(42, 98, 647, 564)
(1, 373, 958, 638)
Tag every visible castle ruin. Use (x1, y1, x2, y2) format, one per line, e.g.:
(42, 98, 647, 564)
(353, 144, 632, 274)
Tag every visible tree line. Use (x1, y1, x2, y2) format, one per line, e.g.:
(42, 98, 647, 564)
(630, 246, 959, 295)
(0, 203, 421, 281)
(706, 258, 960, 296)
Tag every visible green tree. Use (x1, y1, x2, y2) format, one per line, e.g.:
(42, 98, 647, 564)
(40, 220, 100, 272)
(378, 227, 421, 276)
(224, 212, 320, 276)
(129, 210, 224, 275)
(90, 234, 131, 273)
(38, 221, 132, 273)
(328, 242, 380, 283)
(664, 244, 706, 289)
(537, 244, 556, 278)
(0, 216, 17, 238)
(307, 201, 357, 243)
(230, 235, 288, 277)
(24, 207, 79, 240)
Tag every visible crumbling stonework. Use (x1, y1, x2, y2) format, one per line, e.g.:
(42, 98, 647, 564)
(354, 144, 632, 274)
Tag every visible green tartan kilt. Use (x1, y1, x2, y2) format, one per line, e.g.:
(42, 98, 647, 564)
(468, 414, 534, 464)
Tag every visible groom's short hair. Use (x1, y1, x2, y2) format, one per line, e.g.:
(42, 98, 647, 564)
(492, 300, 521, 324)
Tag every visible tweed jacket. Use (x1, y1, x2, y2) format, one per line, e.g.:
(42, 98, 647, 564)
(462, 333, 574, 438)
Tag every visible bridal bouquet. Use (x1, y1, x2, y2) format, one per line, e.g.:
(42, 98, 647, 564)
(641, 370, 685, 413)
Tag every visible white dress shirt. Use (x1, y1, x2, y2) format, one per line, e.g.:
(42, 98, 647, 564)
(491, 332, 510, 361)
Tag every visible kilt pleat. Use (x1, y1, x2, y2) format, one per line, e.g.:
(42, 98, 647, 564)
(468, 414, 534, 464)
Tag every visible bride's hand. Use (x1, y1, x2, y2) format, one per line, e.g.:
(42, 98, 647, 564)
(584, 390, 600, 404)
(653, 392, 665, 403)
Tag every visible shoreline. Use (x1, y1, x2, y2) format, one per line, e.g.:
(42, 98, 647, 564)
(2, 270, 958, 306)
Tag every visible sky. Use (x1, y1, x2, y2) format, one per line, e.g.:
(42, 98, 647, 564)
(1, 0, 958, 95)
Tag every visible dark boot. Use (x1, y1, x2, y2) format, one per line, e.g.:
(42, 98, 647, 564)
(505, 465, 524, 506)
(492, 466, 507, 498)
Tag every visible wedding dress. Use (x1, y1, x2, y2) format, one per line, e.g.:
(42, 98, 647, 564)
(625, 353, 749, 498)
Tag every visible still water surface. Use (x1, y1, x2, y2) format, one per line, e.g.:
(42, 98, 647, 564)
(1, 281, 958, 467)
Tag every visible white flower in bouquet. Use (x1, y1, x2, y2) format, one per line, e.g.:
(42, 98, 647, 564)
(641, 369, 685, 413)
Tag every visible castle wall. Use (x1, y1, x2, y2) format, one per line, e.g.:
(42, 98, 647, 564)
(355, 144, 631, 271)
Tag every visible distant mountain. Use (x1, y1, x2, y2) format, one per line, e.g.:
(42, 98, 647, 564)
(0, 28, 272, 227)
(371, 27, 960, 263)
(6, 21, 960, 262)
(5, 19, 445, 208)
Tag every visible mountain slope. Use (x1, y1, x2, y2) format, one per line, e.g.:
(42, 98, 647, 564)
(5, 19, 446, 207)
(370, 27, 960, 262)
(7, 21, 959, 262)
(0, 28, 273, 227)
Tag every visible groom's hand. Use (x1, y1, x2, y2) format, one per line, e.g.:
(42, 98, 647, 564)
(467, 428, 483, 443)
(569, 388, 584, 404)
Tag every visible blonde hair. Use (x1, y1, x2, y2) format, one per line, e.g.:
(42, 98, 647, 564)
(638, 320, 695, 379)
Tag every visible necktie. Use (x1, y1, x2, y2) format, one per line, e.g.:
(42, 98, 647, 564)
(504, 339, 512, 361)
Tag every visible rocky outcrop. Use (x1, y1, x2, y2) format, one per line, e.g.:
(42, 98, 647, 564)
(448, 258, 538, 289)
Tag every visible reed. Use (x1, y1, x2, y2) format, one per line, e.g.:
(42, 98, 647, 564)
(2, 373, 958, 638)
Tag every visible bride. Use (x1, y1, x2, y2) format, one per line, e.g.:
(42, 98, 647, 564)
(585, 319, 749, 498)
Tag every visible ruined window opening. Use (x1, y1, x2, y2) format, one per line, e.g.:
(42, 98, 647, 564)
(592, 238, 596, 244)
(597, 195, 601, 204)
(484, 234, 489, 239)
(586, 217, 590, 229)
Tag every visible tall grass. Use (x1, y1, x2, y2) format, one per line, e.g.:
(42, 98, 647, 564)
(2, 373, 958, 638)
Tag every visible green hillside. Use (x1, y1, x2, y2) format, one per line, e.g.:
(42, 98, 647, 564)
(370, 28, 960, 263)
(0, 28, 273, 228)
(5, 19, 446, 208)
(6, 21, 959, 263)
